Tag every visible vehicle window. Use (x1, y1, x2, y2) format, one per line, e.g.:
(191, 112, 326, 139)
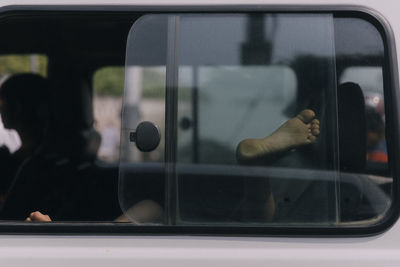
(175, 14, 339, 225)
(120, 13, 393, 228)
(119, 14, 167, 222)
(0, 14, 166, 224)
(0, 10, 393, 234)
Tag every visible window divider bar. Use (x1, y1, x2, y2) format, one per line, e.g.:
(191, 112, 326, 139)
(165, 15, 180, 226)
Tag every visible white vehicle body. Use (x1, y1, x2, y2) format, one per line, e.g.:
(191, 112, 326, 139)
(0, 0, 399, 266)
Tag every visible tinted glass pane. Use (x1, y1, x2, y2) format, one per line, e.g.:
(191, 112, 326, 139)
(121, 14, 393, 228)
(119, 16, 168, 224)
(335, 17, 391, 222)
(173, 14, 339, 225)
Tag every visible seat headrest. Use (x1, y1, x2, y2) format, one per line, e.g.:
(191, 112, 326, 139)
(337, 82, 366, 172)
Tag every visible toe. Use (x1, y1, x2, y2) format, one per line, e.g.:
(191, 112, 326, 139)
(297, 109, 315, 123)
(312, 128, 320, 136)
(308, 135, 317, 143)
(312, 122, 320, 134)
(311, 119, 319, 125)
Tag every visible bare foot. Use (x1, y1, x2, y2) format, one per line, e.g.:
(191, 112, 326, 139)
(237, 109, 320, 164)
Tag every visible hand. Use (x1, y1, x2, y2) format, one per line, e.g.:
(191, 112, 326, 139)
(25, 211, 52, 222)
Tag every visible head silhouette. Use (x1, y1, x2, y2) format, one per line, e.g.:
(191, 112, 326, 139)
(0, 73, 49, 135)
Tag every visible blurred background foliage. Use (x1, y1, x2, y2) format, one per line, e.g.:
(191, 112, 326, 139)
(0, 55, 47, 77)
(93, 66, 165, 98)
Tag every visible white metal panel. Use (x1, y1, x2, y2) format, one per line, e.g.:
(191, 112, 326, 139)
(0, 216, 399, 266)
(1, 221, 400, 266)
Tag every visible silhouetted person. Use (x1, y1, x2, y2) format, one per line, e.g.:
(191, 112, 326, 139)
(0, 74, 49, 202)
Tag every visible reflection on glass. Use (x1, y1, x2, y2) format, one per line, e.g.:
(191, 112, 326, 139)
(174, 14, 339, 225)
(120, 14, 392, 228)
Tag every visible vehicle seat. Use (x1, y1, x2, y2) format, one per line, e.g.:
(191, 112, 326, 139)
(337, 82, 366, 172)
(337, 82, 368, 221)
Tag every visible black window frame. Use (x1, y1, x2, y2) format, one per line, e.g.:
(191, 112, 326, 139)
(0, 4, 398, 236)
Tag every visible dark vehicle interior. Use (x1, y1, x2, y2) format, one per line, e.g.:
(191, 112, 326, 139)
(0, 12, 139, 221)
(0, 11, 392, 225)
